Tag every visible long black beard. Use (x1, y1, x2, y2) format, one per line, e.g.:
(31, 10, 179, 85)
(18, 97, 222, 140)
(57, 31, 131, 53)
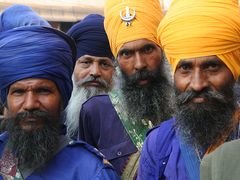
(5, 110, 60, 170)
(120, 60, 174, 126)
(175, 85, 236, 148)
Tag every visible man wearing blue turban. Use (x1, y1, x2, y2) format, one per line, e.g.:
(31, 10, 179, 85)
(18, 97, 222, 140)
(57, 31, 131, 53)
(65, 14, 115, 139)
(0, 5, 119, 180)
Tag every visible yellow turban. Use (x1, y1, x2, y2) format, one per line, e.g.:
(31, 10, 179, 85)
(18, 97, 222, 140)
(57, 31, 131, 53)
(158, 0, 240, 79)
(104, 0, 163, 58)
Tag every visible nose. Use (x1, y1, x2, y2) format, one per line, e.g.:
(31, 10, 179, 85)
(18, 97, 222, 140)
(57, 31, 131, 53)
(189, 70, 209, 92)
(134, 53, 147, 71)
(23, 92, 40, 111)
(90, 62, 101, 79)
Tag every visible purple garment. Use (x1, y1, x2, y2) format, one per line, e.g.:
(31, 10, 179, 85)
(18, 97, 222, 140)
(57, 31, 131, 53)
(137, 118, 189, 180)
(78, 95, 138, 175)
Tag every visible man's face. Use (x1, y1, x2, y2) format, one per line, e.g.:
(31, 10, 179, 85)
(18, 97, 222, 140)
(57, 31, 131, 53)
(7, 78, 62, 131)
(117, 39, 163, 86)
(73, 55, 115, 90)
(174, 55, 234, 103)
(118, 40, 173, 125)
(174, 55, 236, 147)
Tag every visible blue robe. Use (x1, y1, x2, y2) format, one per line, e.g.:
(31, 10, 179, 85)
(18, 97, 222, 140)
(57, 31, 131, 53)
(79, 95, 137, 175)
(0, 132, 120, 180)
(138, 118, 239, 180)
(137, 118, 189, 180)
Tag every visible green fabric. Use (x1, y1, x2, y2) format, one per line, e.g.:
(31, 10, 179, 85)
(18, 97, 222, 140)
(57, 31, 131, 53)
(200, 139, 240, 180)
(109, 89, 153, 150)
(121, 151, 140, 180)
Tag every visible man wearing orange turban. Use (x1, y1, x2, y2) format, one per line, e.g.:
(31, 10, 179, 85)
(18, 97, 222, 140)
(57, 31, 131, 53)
(77, 0, 174, 178)
(138, 0, 240, 179)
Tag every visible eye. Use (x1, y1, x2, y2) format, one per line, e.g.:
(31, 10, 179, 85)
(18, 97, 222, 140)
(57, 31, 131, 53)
(142, 44, 155, 54)
(177, 63, 192, 73)
(100, 61, 113, 69)
(118, 49, 133, 59)
(10, 89, 25, 96)
(36, 88, 52, 95)
(204, 62, 220, 71)
(79, 60, 92, 68)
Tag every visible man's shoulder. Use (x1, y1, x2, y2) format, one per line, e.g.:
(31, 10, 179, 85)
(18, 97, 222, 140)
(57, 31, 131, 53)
(82, 94, 112, 108)
(147, 118, 176, 137)
(65, 139, 113, 167)
(143, 118, 177, 157)
(201, 140, 240, 180)
(207, 139, 240, 161)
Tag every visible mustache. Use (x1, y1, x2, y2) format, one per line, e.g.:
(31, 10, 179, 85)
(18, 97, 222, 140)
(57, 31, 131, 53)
(15, 110, 50, 124)
(176, 88, 227, 106)
(75, 76, 108, 88)
(124, 70, 158, 86)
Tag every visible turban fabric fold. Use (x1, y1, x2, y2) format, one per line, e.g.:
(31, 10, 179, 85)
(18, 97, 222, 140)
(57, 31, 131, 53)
(0, 26, 77, 108)
(158, 0, 240, 79)
(104, 0, 163, 58)
(0, 4, 51, 32)
(67, 14, 114, 60)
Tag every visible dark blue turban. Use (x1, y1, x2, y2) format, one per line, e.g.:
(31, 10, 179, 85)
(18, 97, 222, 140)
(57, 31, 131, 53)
(0, 26, 77, 108)
(0, 4, 51, 32)
(67, 14, 114, 60)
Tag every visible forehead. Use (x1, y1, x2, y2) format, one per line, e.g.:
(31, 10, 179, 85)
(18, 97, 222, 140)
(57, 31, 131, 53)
(178, 55, 224, 66)
(77, 55, 112, 62)
(9, 78, 58, 89)
(120, 39, 157, 50)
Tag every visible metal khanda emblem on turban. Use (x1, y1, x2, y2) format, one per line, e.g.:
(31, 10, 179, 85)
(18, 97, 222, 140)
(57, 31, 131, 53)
(120, 6, 136, 26)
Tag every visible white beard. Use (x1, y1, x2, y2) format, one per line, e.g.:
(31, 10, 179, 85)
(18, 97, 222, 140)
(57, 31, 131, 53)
(65, 74, 116, 138)
(65, 85, 106, 138)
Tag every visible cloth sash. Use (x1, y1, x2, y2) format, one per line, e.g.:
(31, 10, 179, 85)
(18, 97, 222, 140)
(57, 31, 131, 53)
(178, 138, 200, 180)
(108, 89, 152, 150)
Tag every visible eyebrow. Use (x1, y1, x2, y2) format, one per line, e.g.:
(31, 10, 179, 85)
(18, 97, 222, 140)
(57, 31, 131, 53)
(118, 48, 133, 55)
(176, 60, 193, 68)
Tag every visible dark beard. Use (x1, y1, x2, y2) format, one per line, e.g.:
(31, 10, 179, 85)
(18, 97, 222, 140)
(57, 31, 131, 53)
(175, 85, 235, 148)
(5, 110, 60, 170)
(120, 60, 174, 126)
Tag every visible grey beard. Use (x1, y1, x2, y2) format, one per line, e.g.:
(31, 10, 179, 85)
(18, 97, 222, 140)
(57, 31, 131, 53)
(65, 74, 116, 138)
(5, 110, 60, 170)
(65, 86, 106, 138)
(175, 85, 236, 149)
(120, 59, 174, 126)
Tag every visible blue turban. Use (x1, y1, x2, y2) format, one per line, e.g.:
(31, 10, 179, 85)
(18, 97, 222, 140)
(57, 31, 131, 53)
(67, 14, 114, 60)
(0, 26, 77, 108)
(0, 4, 51, 32)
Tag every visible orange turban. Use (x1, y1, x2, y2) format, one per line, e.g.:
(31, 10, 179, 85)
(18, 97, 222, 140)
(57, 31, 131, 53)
(158, 0, 240, 79)
(104, 0, 163, 58)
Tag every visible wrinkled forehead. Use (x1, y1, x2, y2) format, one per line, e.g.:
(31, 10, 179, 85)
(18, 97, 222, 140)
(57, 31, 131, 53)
(8, 78, 59, 91)
(119, 38, 159, 51)
(177, 55, 224, 67)
(77, 54, 113, 63)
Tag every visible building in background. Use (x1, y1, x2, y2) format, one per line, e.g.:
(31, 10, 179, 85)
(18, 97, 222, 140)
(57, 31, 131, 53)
(0, 0, 172, 32)
(0, 0, 105, 31)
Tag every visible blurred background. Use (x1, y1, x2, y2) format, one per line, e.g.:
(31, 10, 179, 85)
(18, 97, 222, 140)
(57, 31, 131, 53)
(0, 0, 172, 32)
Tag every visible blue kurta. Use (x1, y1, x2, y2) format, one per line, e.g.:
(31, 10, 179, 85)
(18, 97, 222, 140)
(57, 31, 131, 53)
(0, 132, 120, 180)
(138, 117, 240, 180)
(78, 95, 137, 175)
(137, 118, 189, 180)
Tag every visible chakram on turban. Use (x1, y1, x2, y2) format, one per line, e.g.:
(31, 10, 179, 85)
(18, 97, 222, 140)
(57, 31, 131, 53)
(67, 14, 114, 60)
(158, 0, 240, 79)
(104, 0, 163, 58)
(0, 26, 77, 108)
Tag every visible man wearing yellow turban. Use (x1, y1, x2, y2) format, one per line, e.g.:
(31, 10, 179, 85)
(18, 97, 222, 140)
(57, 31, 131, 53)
(77, 0, 174, 179)
(138, 0, 240, 179)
